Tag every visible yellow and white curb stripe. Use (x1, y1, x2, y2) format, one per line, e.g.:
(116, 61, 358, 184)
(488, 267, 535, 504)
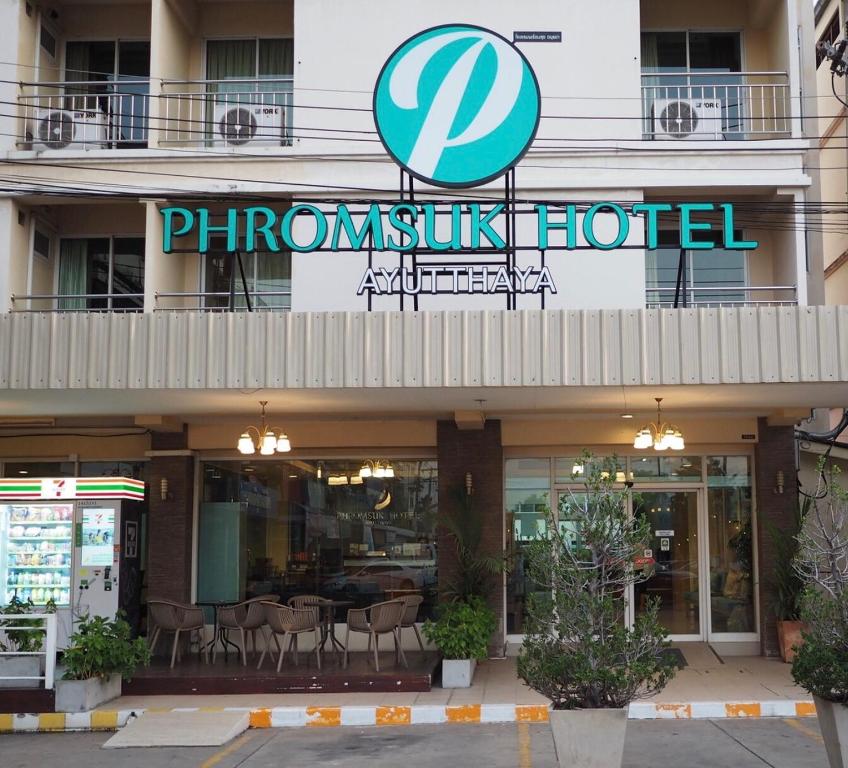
(0, 700, 817, 733)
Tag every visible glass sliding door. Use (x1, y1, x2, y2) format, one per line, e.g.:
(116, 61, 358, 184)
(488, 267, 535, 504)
(633, 490, 701, 638)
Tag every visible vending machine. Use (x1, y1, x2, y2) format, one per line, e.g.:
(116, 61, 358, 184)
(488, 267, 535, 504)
(0, 477, 145, 647)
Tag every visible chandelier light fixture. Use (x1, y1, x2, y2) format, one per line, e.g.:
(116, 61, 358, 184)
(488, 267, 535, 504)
(358, 460, 395, 479)
(633, 398, 685, 451)
(236, 401, 292, 456)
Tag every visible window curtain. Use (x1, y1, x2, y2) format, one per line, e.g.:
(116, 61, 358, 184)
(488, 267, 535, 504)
(258, 39, 293, 133)
(255, 251, 291, 309)
(207, 39, 256, 96)
(58, 239, 88, 310)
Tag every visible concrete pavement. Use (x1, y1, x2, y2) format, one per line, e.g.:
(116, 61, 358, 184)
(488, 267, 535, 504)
(0, 718, 828, 768)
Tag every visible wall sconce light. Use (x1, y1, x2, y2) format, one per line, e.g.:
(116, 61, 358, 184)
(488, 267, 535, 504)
(159, 477, 169, 501)
(465, 472, 473, 496)
(775, 470, 785, 495)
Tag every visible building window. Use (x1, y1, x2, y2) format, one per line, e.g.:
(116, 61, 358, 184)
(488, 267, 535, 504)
(707, 456, 754, 634)
(817, 13, 842, 68)
(505, 458, 551, 634)
(58, 236, 145, 311)
(202, 241, 291, 310)
(64, 40, 150, 146)
(3, 461, 75, 477)
(198, 460, 439, 619)
(646, 230, 747, 307)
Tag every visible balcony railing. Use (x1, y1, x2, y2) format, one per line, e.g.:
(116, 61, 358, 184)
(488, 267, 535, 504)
(158, 78, 293, 147)
(10, 292, 145, 311)
(18, 80, 150, 149)
(646, 285, 798, 308)
(154, 290, 291, 311)
(641, 72, 791, 140)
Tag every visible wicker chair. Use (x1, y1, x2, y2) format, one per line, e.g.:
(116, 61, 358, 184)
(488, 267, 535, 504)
(400, 594, 425, 651)
(344, 599, 407, 672)
(215, 594, 280, 666)
(257, 602, 322, 672)
(148, 599, 208, 669)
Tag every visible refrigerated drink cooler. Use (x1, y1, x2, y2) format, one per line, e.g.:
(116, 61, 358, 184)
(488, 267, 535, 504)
(0, 477, 145, 648)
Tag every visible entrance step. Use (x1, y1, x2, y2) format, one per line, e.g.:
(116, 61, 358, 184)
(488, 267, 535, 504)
(102, 710, 249, 749)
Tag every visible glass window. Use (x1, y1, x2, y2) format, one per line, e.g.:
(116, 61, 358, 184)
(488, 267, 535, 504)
(198, 460, 439, 619)
(58, 237, 144, 311)
(203, 242, 291, 310)
(4, 461, 75, 477)
(79, 461, 147, 480)
(554, 455, 625, 484)
(646, 230, 747, 307)
(505, 459, 550, 634)
(817, 13, 841, 68)
(630, 455, 702, 483)
(707, 456, 755, 634)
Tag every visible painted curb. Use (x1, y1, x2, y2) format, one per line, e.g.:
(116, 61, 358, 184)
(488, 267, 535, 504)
(0, 701, 817, 733)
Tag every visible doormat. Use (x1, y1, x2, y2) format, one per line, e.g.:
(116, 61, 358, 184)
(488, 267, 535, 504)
(662, 648, 688, 668)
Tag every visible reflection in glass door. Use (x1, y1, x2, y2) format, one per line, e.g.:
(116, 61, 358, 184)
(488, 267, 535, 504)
(634, 491, 701, 637)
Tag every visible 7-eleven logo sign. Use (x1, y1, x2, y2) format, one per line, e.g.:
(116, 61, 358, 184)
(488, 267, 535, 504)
(41, 478, 76, 499)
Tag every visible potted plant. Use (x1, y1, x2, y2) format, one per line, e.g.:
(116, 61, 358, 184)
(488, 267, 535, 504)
(0, 596, 56, 688)
(766, 500, 806, 662)
(518, 454, 678, 768)
(424, 481, 505, 687)
(792, 463, 848, 768)
(56, 613, 150, 712)
(422, 596, 496, 687)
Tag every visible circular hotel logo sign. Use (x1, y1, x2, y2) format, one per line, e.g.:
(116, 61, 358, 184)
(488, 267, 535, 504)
(374, 24, 541, 188)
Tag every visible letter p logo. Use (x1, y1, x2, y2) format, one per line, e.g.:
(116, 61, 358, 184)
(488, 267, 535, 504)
(374, 25, 541, 188)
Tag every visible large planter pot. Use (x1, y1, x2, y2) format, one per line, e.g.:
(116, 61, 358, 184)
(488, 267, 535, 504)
(814, 696, 848, 768)
(777, 620, 804, 663)
(55, 674, 121, 713)
(441, 659, 476, 688)
(549, 707, 628, 768)
(0, 656, 41, 688)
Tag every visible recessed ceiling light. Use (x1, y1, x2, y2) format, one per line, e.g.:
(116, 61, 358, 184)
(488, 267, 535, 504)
(620, 413, 633, 419)
(18, 470, 28, 475)
(289, 474, 298, 479)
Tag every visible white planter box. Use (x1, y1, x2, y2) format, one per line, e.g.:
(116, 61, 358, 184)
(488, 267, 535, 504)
(549, 707, 628, 768)
(55, 673, 121, 713)
(0, 656, 41, 688)
(441, 658, 476, 688)
(814, 696, 848, 768)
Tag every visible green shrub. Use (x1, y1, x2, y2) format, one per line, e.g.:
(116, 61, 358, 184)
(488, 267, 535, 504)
(62, 613, 151, 681)
(422, 596, 496, 661)
(0, 595, 56, 653)
(792, 588, 848, 703)
(518, 453, 678, 710)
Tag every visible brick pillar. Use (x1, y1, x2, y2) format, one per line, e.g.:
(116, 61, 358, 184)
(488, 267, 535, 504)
(146, 430, 194, 603)
(754, 418, 799, 657)
(436, 419, 504, 654)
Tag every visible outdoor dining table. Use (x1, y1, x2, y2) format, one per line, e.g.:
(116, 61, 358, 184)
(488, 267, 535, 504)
(196, 599, 241, 658)
(304, 598, 354, 655)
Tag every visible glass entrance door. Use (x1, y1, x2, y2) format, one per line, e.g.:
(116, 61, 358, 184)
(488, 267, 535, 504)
(633, 490, 702, 638)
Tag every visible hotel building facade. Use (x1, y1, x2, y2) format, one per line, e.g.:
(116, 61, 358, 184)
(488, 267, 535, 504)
(0, 0, 844, 658)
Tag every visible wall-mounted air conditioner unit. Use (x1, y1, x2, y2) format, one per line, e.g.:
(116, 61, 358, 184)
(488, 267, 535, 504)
(652, 98, 723, 140)
(32, 108, 108, 150)
(212, 102, 286, 147)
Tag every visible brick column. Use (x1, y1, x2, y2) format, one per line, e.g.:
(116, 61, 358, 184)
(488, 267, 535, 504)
(146, 430, 195, 603)
(436, 419, 504, 654)
(754, 418, 799, 657)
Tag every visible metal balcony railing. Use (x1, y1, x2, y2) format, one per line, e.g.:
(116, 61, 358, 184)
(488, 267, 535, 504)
(10, 292, 145, 311)
(158, 78, 293, 147)
(645, 285, 798, 308)
(154, 290, 292, 311)
(641, 72, 791, 140)
(18, 80, 150, 149)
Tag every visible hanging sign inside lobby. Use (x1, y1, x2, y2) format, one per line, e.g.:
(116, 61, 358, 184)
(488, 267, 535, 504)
(161, 24, 759, 299)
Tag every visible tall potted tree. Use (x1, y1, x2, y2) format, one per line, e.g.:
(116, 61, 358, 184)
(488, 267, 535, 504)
(792, 463, 848, 768)
(766, 500, 806, 662)
(425, 483, 503, 687)
(519, 455, 677, 768)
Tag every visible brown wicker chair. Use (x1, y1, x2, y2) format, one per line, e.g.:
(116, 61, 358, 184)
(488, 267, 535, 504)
(344, 599, 407, 672)
(215, 594, 280, 666)
(257, 602, 322, 672)
(400, 594, 425, 651)
(148, 599, 208, 669)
